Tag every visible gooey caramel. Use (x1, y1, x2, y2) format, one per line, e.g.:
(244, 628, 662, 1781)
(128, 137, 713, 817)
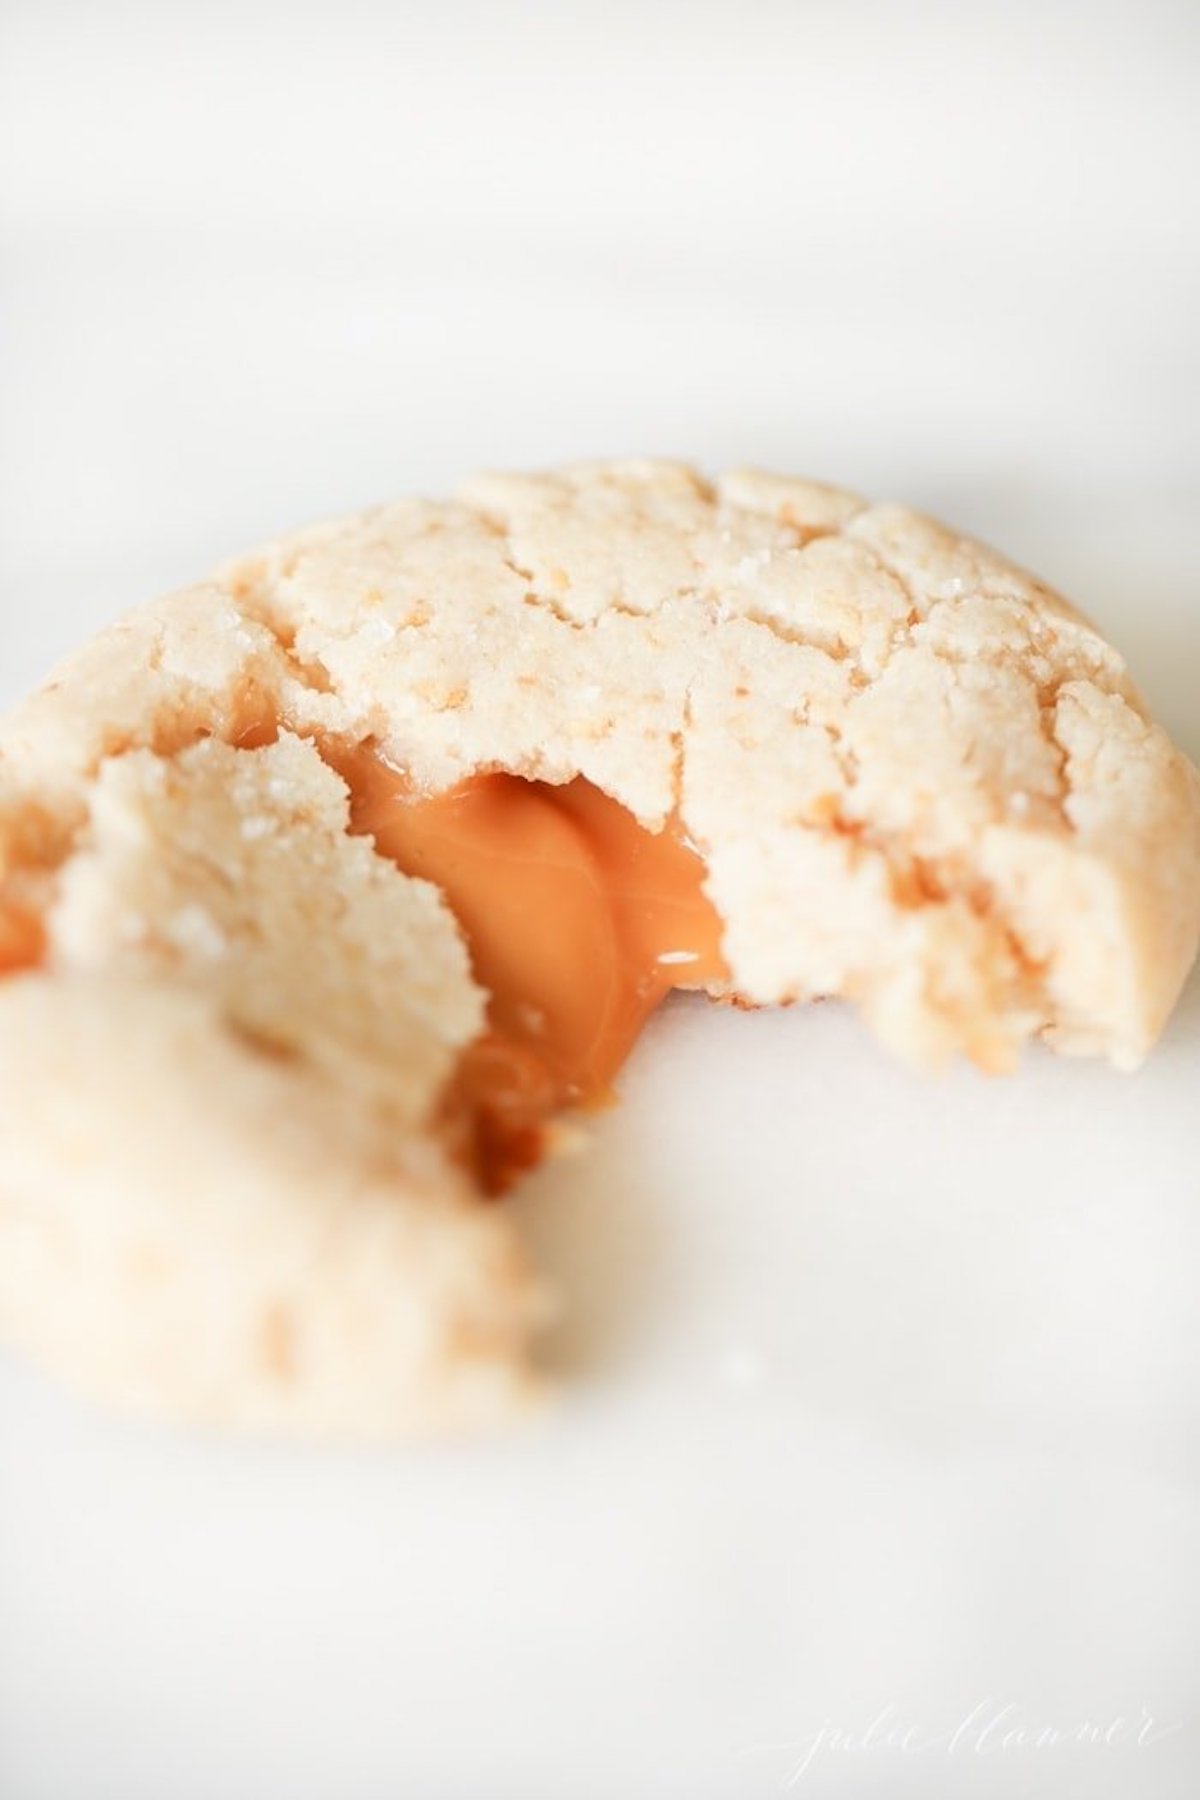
(0, 723, 728, 1196)
(0, 908, 44, 977)
(339, 750, 728, 1192)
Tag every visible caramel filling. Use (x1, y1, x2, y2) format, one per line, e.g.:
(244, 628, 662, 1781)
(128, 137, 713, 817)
(339, 750, 728, 1192)
(0, 722, 728, 1195)
(0, 908, 44, 976)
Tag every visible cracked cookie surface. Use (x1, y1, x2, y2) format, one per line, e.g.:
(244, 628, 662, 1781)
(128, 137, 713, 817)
(1, 461, 1198, 1433)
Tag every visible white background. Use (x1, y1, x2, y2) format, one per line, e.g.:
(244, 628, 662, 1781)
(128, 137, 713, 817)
(1, 2, 1198, 1796)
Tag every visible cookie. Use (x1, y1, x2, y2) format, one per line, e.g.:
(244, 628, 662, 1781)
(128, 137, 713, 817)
(1, 461, 1197, 1434)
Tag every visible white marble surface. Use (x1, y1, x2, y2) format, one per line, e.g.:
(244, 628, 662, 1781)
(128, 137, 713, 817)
(1, 3, 1198, 1796)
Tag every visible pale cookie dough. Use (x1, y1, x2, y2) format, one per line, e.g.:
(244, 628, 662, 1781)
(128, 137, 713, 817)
(1, 461, 1198, 1434)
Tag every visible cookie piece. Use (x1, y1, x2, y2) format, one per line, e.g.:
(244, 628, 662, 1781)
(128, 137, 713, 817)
(0, 733, 548, 1434)
(1, 462, 1197, 1434)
